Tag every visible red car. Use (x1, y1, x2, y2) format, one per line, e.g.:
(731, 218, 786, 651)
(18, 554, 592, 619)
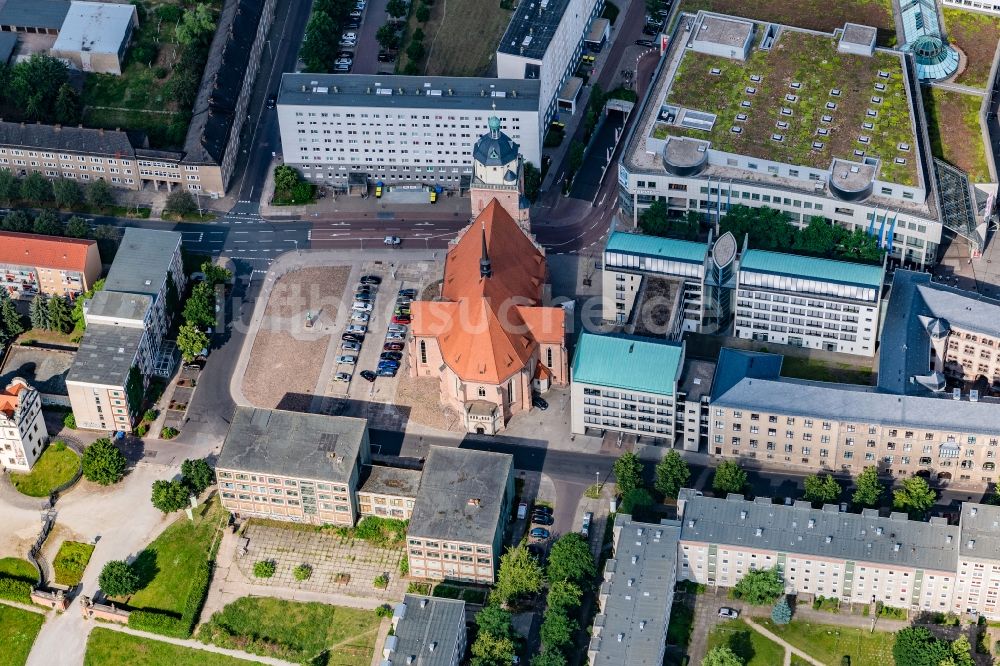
(384, 342, 404, 351)
(391, 315, 411, 324)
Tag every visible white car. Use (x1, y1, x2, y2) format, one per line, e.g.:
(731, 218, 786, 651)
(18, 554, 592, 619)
(342, 32, 358, 40)
(718, 607, 740, 619)
(334, 63, 351, 72)
(385, 332, 405, 341)
(352, 301, 373, 312)
(334, 372, 352, 382)
(347, 324, 368, 335)
(339, 38, 357, 47)
(388, 324, 407, 334)
(384, 235, 401, 245)
(336, 355, 357, 365)
(341, 341, 361, 352)
(351, 312, 370, 323)
(355, 0, 366, 7)
(335, 58, 353, 66)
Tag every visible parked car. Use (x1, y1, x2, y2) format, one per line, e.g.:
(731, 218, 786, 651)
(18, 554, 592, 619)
(384, 342, 404, 351)
(342, 333, 364, 343)
(337, 50, 355, 59)
(399, 288, 418, 297)
(360, 275, 382, 285)
(380, 351, 403, 361)
(347, 324, 368, 335)
(393, 307, 411, 316)
(377, 366, 398, 377)
(336, 355, 357, 365)
(346, 17, 361, 28)
(718, 607, 740, 619)
(341, 341, 361, 352)
(635, 38, 656, 47)
(360, 370, 377, 382)
(334, 372, 352, 382)
(339, 37, 356, 47)
(336, 57, 354, 67)
(354, 292, 373, 302)
(529, 527, 550, 539)
(532, 394, 548, 410)
(387, 324, 407, 334)
(581, 511, 593, 538)
(351, 312, 370, 323)
(334, 62, 351, 72)
(526, 544, 545, 559)
(378, 51, 395, 63)
(517, 502, 528, 520)
(352, 301, 373, 312)
(355, 0, 366, 8)
(384, 235, 401, 245)
(265, 94, 277, 109)
(378, 359, 400, 368)
(642, 24, 659, 35)
(342, 31, 358, 40)
(532, 514, 554, 526)
(386, 331, 405, 341)
(533, 505, 553, 515)
(349, 9, 362, 18)
(391, 315, 411, 325)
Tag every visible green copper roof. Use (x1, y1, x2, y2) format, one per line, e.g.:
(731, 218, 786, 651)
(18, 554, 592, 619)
(572, 332, 683, 396)
(740, 249, 884, 289)
(605, 231, 708, 264)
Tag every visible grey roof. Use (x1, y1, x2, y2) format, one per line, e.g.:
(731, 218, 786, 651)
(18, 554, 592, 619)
(497, 0, 572, 60)
(86, 290, 151, 323)
(67, 324, 143, 387)
(709, 348, 783, 402)
(103, 228, 181, 297)
(278, 74, 541, 112)
(359, 465, 421, 498)
(679, 358, 716, 402)
(472, 130, 520, 167)
(388, 595, 466, 666)
(408, 446, 513, 544)
(590, 516, 679, 666)
(53, 1, 136, 55)
(0, 33, 18, 64)
(0, 0, 69, 29)
(0, 345, 74, 396)
(678, 490, 959, 572)
(217, 407, 369, 483)
(0, 121, 133, 156)
(712, 347, 1000, 436)
(959, 503, 1000, 559)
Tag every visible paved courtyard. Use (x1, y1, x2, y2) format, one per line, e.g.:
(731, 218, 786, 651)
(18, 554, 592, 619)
(235, 523, 407, 602)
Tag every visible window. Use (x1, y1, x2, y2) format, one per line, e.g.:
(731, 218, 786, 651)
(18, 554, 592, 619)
(419, 340, 427, 364)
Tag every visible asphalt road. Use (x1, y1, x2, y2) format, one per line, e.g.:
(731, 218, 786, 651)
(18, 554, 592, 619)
(352, 0, 389, 75)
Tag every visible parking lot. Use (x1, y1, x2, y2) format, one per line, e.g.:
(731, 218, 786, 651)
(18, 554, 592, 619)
(323, 0, 398, 74)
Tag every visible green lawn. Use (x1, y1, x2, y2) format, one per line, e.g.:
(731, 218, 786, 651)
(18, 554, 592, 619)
(790, 657, 812, 666)
(85, 627, 255, 666)
(9, 443, 79, 497)
(779, 356, 873, 385)
(0, 558, 38, 583)
(707, 620, 786, 666)
(122, 497, 225, 615)
(197, 597, 381, 666)
(52, 541, 96, 587)
(0, 604, 45, 666)
(759, 618, 895, 666)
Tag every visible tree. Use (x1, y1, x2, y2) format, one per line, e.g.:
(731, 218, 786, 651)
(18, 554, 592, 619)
(892, 627, 950, 666)
(416, 3, 430, 21)
(476, 604, 515, 642)
(32, 209, 63, 236)
(273, 164, 302, 198)
(491, 544, 543, 606)
(949, 635, 974, 666)
(54, 83, 80, 125)
(731, 568, 784, 605)
(406, 40, 426, 62)
(546, 580, 582, 610)
(702, 646, 744, 666)
(175, 4, 216, 46)
(547, 533, 595, 584)
(29, 293, 49, 330)
(71, 278, 103, 331)
(86, 179, 114, 209)
(177, 322, 210, 362)
(200, 261, 232, 286)
(182, 282, 216, 329)
(612, 451, 643, 496)
(181, 458, 215, 493)
(99, 560, 140, 597)
(712, 460, 747, 495)
(21, 172, 53, 203)
(0, 168, 20, 202)
(0, 289, 24, 344)
(523, 161, 541, 202)
(165, 189, 197, 216)
(852, 466, 884, 508)
(47, 295, 72, 333)
(53, 178, 83, 209)
(539, 608, 576, 650)
(2, 210, 32, 232)
(771, 596, 792, 625)
(9, 55, 69, 123)
(720, 205, 796, 252)
(82, 438, 127, 485)
(655, 450, 691, 498)
(803, 474, 841, 504)
(151, 479, 190, 513)
(638, 200, 699, 240)
(386, 0, 408, 18)
(530, 648, 568, 666)
(893, 476, 937, 517)
(376, 23, 401, 51)
(566, 142, 585, 178)
(65, 216, 90, 238)
(300, 12, 338, 72)
(470, 631, 516, 666)
(619, 487, 655, 517)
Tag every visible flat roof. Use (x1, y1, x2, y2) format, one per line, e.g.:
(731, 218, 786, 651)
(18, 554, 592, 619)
(693, 14, 753, 48)
(86, 290, 150, 323)
(389, 595, 466, 666)
(842, 23, 877, 47)
(739, 249, 884, 290)
(217, 407, 369, 484)
(103, 228, 181, 297)
(408, 446, 512, 545)
(679, 358, 716, 402)
(497, 0, 572, 60)
(67, 324, 143, 387)
(0, 33, 17, 63)
(679, 490, 959, 572)
(959, 503, 1000, 559)
(0, 0, 69, 30)
(591, 516, 679, 666)
(53, 1, 135, 55)
(278, 74, 541, 111)
(359, 465, 422, 498)
(572, 332, 683, 396)
(0, 345, 74, 396)
(605, 230, 708, 264)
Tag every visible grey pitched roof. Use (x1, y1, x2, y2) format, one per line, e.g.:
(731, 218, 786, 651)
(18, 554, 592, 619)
(709, 348, 783, 401)
(0, 33, 18, 64)
(217, 407, 368, 483)
(408, 446, 513, 544)
(959, 502, 1000, 560)
(67, 324, 143, 387)
(590, 516, 679, 666)
(359, 465, 421, 498)
(0, 120, 133, 156)
(387, 595, 466, 666)
(678, 491, 959, 572)
(86, 290, 151, 323)
(103, 228, 181, 297)
(472, 129, 520, 167)
(0, 0, 69, 30)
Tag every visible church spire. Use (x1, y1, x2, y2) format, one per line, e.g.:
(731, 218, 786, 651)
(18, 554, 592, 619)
(480, 221, 492, 279)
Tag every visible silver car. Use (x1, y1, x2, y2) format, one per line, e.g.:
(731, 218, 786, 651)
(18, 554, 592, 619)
(341, 341, 361, 352)
(351, 312, 370, 323)
(347, 324, 368, 335)
(334, 372, 352, 382)
(336, 355, 357, 365)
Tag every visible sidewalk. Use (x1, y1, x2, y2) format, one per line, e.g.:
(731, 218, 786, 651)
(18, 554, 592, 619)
(745, 618, 824, 666)
(98, 623, 297, 666)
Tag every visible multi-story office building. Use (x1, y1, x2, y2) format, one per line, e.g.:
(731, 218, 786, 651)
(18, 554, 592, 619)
(734, 249, 885, 356)
(942, 0, 1000, 14)
(406, 446, 514, 584)
(356, 465, 421, 520)
(496, 0, 603, 128)
(0, 378, 48, 471)
(276, 74, 542, 190)
(216, 407, 372, 526)
(0, 231, 101, 299)
(588, 515, 680, 666)
(382, 595, 467, 666)
(619, 12, 991, 267)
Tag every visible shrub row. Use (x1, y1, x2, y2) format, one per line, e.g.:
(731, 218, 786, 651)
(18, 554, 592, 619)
(127, 560, 212, 638)
(0, 576, 33, 604)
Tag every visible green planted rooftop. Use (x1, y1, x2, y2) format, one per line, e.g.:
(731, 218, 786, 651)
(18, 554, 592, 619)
(655, 27, 919, 186)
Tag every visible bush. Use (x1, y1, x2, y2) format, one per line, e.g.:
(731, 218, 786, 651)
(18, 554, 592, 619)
(143, 409, 158, 423)
(373, 574, 389, 588)
(182, 560, 211, 632)
(160, 427, 179, 440)
(253, 560, 276, 578)
(293, 564, 312, 581)
(136, 424, 148, 437)
(63, 413, 76, 429)
(399, 557, 409, 576)
(128, 610, 188, 638)
(375, 604, 393, 618)
(0, 576, 33, 603)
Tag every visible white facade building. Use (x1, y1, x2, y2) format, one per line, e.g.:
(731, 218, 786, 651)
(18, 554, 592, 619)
(941, 0, 1000, 14)
(277, 74, 542, 189)
(0, 378, 49, 471)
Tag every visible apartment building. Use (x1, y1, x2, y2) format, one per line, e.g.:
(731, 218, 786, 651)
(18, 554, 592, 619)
(589, 515, 680, 666)
(356, 465, 421, 520)
(382, 595, 467, 666)
(406, 446, 514, 584)
(0, 378, 48, 471)
(277, 74, 542, 190)
(216, 407, 372, 526)
(734, 249, 885, 356)
(619, 12, 991, 267)
(570, 332, 684, 441)
(953, 502, 1000, 616)
(0, 231, 101, 299)
(496, 0, 604, 128)
(66, 228, 183, 430)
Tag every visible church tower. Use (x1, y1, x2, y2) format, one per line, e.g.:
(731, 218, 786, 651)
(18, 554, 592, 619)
(470, 115, 531, 230)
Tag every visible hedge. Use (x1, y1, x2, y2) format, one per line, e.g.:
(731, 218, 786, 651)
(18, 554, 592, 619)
(127, 560, 213, 638)
(0, 576, 33, 604)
